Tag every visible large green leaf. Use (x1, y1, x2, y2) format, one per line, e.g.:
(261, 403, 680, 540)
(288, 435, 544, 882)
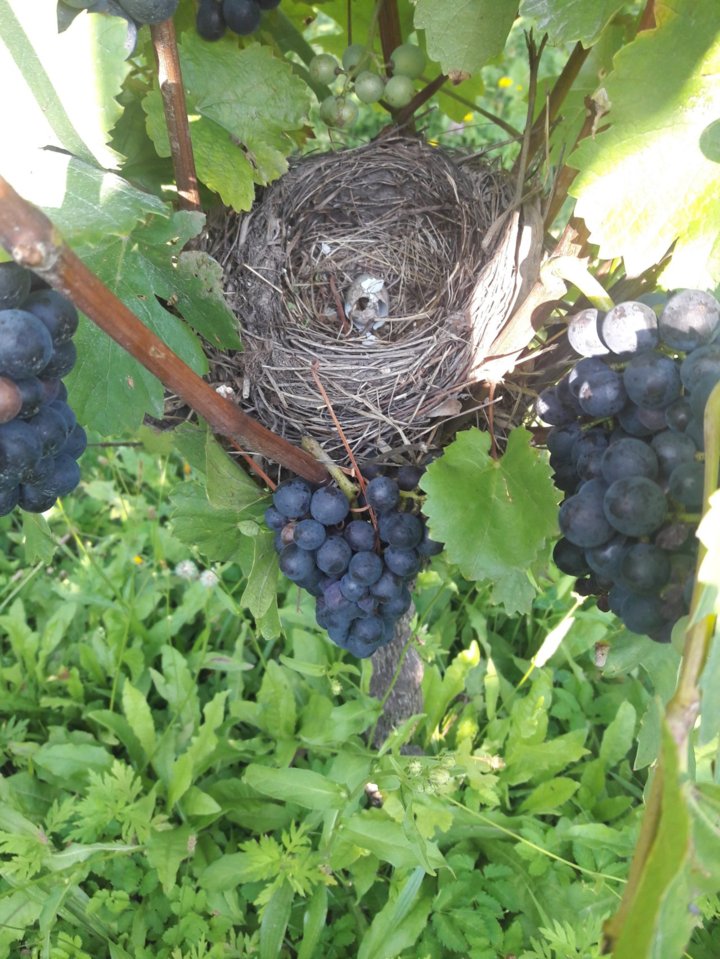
(420, 428, 559, 611)
(414, 0, 517, 75)
(570, 0, 720, 289)
(0, 0, 129, 169)
(143, 35, 312, 211)
(519, 0, 626, 46)
(244, 764, 347, 810)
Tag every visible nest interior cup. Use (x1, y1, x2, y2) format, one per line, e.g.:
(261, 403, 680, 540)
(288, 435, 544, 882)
(208, 136, 539, 464)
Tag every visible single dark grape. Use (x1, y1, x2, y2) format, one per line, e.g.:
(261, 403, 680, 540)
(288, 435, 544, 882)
(576, 448, 605, 481)
(348, 550, 383, 586)
(0, 263, 32, 311)
(365, 475, 400, 513)
(552, 538, 590, 576)
(370, 570, 402, 601)
(14, 377, 44, 419)
(344, 519, 376, 552)
(396, 464, 424, 491)
(344, 632, 380, 659)
(0, 310, 54, 379)
(621, 593, 666, 635)
(617, 403, 656, 437)
(383, 547, 421, 578)
(18, 482, 57, 513)
(22, 290, 79, 345)
(222, 0, 260, 33)
(600, 301, 659, 356)
(27, 405, 69, 457)
(536, 385, 576, 426)
(667, 461, 705, 509)
(383, 586, 412, 618)
(41, 341, 77, 379)
(339, 574, 368, 601)
(585, 535, 628, 579)
(577, 365, 627, 417)
(279, 543, 316, 582)
(293, 518, 326, 550)
(603, 477, 668, 537)
(316, 534, 352, 575)
(623, 350, 681, 409)
(650, 430, 697, 477)
(379, 511, 423, 549)
(617, 543, 671, 596)
(264, 505, 286, 531)
(0, 420, 43, 484)
(600, 437, 659, 484)
(558, 488, 614, 548)
(567, 308, 609, 357)
(196, 0, 226, 39)
(665, 397, 693, 432)
(658, 289, 720, 351)
(608, 583, 632, 617)
(547, 423, 582, 460)
(636, 407, 668, 432)
(53, 453, 81, 496)
(680, 342, 720, 389)
(310, 486, 350, 526)
(417, 526, 443, 557)
(273, 477, 313, 519)
(571, 428, 609, 468)
(48, 400, 76, 436)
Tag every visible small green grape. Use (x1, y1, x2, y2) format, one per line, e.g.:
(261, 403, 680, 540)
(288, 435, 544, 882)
(353, 70, 385, 104)
(319, 95, 358, 128)
(309, 53, 339, 86)
(383, 74, 415, 108)
(390, 43, 425, 79)
(342, 43, 370, 77)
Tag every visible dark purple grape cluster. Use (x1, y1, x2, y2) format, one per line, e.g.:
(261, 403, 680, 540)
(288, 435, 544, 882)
(265, 466, 442, 658)
(195, 0, 280, 42)
(541, 290, 720, 642)
(0, 263, 87, 517)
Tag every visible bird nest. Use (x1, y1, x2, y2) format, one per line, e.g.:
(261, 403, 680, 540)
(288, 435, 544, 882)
(205, 135, 542, 464)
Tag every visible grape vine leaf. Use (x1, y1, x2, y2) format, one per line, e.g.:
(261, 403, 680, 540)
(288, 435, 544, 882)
(420, 428, 560, 613)
(570, 0, 720, 289)
(143, 35, 312, 212)
(414, 0, 517, 76)
(519, 0, 627, 46)
(0, 0, 129, 169)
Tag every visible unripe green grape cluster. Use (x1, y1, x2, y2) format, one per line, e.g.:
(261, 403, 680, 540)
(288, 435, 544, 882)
(310, 41, 426, 129)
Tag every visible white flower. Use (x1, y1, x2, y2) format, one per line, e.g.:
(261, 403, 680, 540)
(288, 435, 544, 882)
(175, 560, 199, 581)
(199, 569, 219, 589)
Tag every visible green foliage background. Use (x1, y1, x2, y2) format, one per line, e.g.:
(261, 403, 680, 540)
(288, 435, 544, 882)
(0, 0, 718, 957)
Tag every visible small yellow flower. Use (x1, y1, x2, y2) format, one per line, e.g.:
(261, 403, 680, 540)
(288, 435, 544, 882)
(428, 138, 439, 147)
(183, 461, 191, 476)
(498, 75, 513, 89)
(132, 555, 144, 565)
(462, 111, 474, 122)
(516, 84, 524, 92)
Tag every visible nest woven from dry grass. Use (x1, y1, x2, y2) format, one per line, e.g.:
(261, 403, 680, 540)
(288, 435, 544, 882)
(206, 135, 541, 464)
